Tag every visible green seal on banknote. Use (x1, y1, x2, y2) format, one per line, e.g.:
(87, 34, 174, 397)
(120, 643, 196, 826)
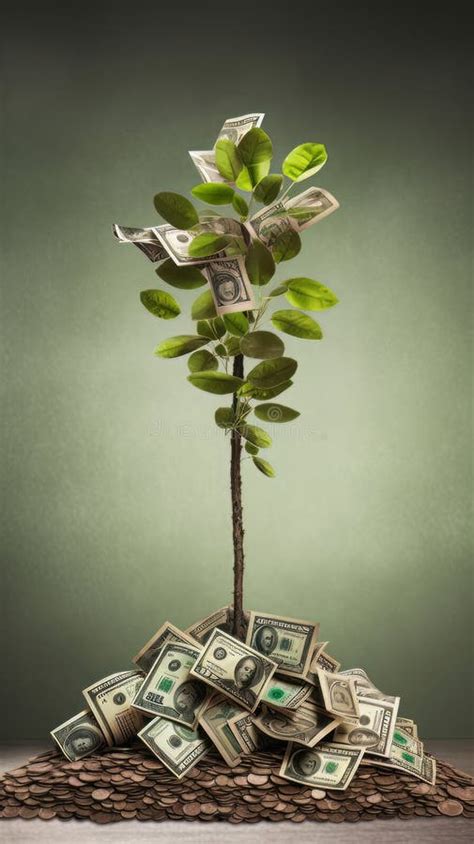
(268, 687, 285, 700)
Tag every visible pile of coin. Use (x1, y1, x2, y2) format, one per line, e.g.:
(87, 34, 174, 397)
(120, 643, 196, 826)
(1, 744, 473, 824)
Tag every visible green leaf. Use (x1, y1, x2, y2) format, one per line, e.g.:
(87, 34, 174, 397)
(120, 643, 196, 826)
(238, 128, 273, 166)
(268, 281, 290, 298)
(191, 289, 217, 320)
(245, 442, 259, 455)
(155, 335, 208, 359)
(285, 278, 339, 311)
(223, 312, 249, 337)
(156, 259, 207, 290)
(215, 407, 234, 428)
(272, 309, 323, 339)
(282, 143, 328, 182)
(238, 424, 272, 448)
(253, 456, 276, 477)
(254, 403, 300, 423)
(153, 191, 199, 229)
(215, 343, 228, 356)
(247, 357, 298, 388)
(187, 349, 218, 372)
(191, 182, 235, 205)
(197, 317, 226, 340)
(214, 140, 243, 181)
(140, 289, 180, 320)
(225, 336, 242, 356)
(244, 380, 293, 400)
(187, 371, 244, 394)
(240, 331, 285, 359)
(188, 233, 230, 259)
(232, 193, 249, 217)
(245, 239, 275, 286)
(253, 174, 283, 204)
(271, 229, 301, 263)
(236, 160, 271, 191)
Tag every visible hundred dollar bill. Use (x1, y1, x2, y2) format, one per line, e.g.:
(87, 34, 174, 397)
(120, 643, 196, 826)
(133, 621, 197, 674)
(51, 710, 107, 761)
(334, 695, 400, 757)
(227, 712, 260, 754)
(307, 642, 341, 683)
(138, 716, 211, 779)
(249, 204, 298, 251)
(280, 741, 364, 791)
(132, 641, 208, 728)
(202, 258, 255, 315)
(152, 217, 244, 267)
(261, 675, 313, 710)
(395, 717, 418, 738)
(189, 150, 224, 184)
(363, 733, 435, 785)
(254, 702, 340, 748)
(112, 224, 168, 263)
(82, 671, 144, 746)
(339, 667, 396, 704)
(284, 187, 340, 230)
(246, 611, 319, 679)
(189, 113, 265, 183)
(186, 606, 231, 643)
(198, 694, 248, 767)
(190, 628, 277, 711)
(317, 669, 360, 720)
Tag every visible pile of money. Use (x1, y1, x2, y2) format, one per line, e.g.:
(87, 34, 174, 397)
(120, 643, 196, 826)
(51, 606, 436, 790)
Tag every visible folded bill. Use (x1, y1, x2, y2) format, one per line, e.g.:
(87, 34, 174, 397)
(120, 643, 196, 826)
(334, 695, 400, 757)
(138, 716, 211, 779)
(395, 717, 418, 739)
(82, 671, 144, 746)
(112, 224, 168, 263)
(254, 701, 340, 748)
(189, 113, 265, 183)
(186, 607, 231, 643)
(152, 218, 244, 267)
(280, 741, 364, 791)
(363, 731, 436, 785)
(339, 667, 397, 704)
(317, 669, 360, 721)
(307, 642, 341, 682)
(202, 258, 255, 315)
(261, 675, 313, 710)
(227, 712, 260, 754)
(198, 693, 248, 767)
(284, 187, 340, 230)
(246, 611, 319, 679)
(133, 621, 197, 674)
(51, 710, 107, 762)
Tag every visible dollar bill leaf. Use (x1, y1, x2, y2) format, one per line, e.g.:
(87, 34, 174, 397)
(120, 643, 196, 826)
(156, 259, 207, 290)
(238, 423, 272, 448)
(232, 193, 249, 216)
(155, 335, 209, 358)
(225, 336, 242, 356)
(223, 312, 249, 337)
(188, 233, 231, 259)
(253, 456, 276, 477)
(215, 139, 243, 181)
(282, 143, 328, 182)
(245, 442, 259, 455)
(247, 357, 298, 388)
(245, 239, 275, 286)
(240, 330, 284, 359)
(187, 371, 244, 394)
(153, 191, 199, 229)
(140, 289, 181, 320)
(191, 183, 235, 205)
(285, 278, 339, 310)
(215, 407, 234, 428)
(272, 309, 323, 339)
(191, 289, 218, 320)
(254, 403, 300, 423)
(253, 174, 283, 204)
(243, 380, 294, 400)
(236, 160, 271, 191)
(271, 229, 301, 263)
(188, 349, 219, 372)
(238, 128, 273, 166)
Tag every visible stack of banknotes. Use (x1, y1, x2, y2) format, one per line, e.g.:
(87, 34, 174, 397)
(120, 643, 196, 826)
(51, 607, 436, 789)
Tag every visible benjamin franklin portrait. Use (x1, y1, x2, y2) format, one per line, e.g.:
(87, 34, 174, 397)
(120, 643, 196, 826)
(253, 625, 278, 656)
(173, 680, 206, 724)
(290, 749, 321, 779)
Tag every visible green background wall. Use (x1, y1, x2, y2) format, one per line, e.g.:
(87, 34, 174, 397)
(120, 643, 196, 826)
(1, 4, 472, 739)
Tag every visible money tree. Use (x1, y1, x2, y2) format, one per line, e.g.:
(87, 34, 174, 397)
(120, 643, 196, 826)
(117, 114, 339, 641)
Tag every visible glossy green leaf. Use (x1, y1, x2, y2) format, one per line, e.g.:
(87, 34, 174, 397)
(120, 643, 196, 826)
(140, 289, 180, 320)
(272, 309, 323, 339)
(188, 233, 230, 259)
(253, 174, 283, 204)
(187, 349, 218, 372)
(285, 278, 339, 311)
(244, 380, 293, 400)
(224, 312, 249, 337)
(191, 289, 217, 320)
(236, 160, 271, 191)
(245, 442, 259, 455)
(191, 182, 235, 205)
(254, 403, 300, 423)
(268, 281, 290, 298)
(245, 239, 275, 286)
(215, 343, 228, 356)
(214, 140, 243, 181)
(187, 371, 244, 394)
(271, 229, 301, 263)
(156, 259, 207, 290)
(154, 335, 208, 359)
(240, 331, 284, 359)
(253, 456, 276, 477)
(282, 143, 328, 182)
(247, 357, 298, 388)
(232, 193, 249, 216)
(153, 191, 199, 229)
(215, 407, 234, 428)
(238, 128, 273, 166)
(238, 423, 272, 448)
(225, 336, 242, 356)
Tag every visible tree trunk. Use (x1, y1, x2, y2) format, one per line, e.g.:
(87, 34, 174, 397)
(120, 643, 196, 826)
(231, 353, 245, 640)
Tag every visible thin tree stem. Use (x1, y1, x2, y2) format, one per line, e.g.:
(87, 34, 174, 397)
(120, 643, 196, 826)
(231, 354, 245, 640)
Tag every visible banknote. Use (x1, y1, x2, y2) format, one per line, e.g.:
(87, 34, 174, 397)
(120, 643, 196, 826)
(391, 725, 424, 756)
(227, 712, 260, 754)
(202, 258, 255, 315)
(317, 669, 360, 720)
(51, 710, 107, 762)
(112, 224, 168, 263)
(153, 218, 244, 267)
(284, 187, 340, 230)
(307, 642, 341, 683)
(246, 612, 319, 678)
(254, 702, 340, 748)
(133, 621, 197, 674)
(190, 628, 277, 712)
(249, 205, 298, 251)
(186, 606, 231, 643)
(395, 717, 418, 738)
(334, 695, 400, 757)
(198, 694, 248, 767)
(132, 641, 208, 727)
(138, 716, 211, 779)
(363, 732, 436, 785)
(280, 741, 364, 791)
(82, 671, 144, 746)
(339, 667, 397, 703)
(189, 150, 225, 184)
(261, 675, 313, 710)
(189, 113, 265, 183)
